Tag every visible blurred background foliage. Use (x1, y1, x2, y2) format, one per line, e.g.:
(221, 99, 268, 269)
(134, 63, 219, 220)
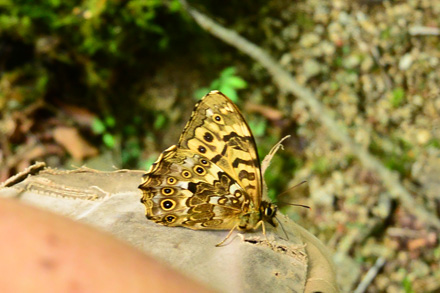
(1, 0, 439, 291)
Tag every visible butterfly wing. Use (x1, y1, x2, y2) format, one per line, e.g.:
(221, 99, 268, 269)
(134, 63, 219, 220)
(139, 146, 248, 230)
(178, 90, 263, 208)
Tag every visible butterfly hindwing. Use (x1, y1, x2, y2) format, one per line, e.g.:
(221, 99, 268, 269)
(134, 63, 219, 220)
(139, 146, 249, 230)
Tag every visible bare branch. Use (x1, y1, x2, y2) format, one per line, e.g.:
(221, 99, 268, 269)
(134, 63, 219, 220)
(354, 257, 386, 293)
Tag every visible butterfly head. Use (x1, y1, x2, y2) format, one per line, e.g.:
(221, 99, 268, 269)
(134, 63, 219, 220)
(260, 201, 278, 227)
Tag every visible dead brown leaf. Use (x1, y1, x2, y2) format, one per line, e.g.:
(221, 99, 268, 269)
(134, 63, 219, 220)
(53, 126, 98, 161)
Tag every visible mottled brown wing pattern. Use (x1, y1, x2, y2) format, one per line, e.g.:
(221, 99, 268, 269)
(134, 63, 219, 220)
(178, 91, 263, 208)
(139, 90, 278, 237)
(139, 145, 250, 230)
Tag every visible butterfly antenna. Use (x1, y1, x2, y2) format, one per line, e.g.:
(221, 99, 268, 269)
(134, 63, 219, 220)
(276, 180, 307, 199)
(274, 180, 310, 209)
(276, 202, 311, 210)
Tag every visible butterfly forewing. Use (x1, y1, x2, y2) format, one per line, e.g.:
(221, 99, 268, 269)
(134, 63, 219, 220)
(178, 91, 263, 208)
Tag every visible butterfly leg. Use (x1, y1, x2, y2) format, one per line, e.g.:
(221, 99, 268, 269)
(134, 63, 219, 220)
(261, 221, 269, 241)
(215, 224, 239, 247)
(251, 220, 269, 242)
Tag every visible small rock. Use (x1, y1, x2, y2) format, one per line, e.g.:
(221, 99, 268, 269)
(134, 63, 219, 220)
(300, 33, 320, 48)
(399, 53, 413, 70)
(416, 129, 431, 145)
(303, 59, 322, 79)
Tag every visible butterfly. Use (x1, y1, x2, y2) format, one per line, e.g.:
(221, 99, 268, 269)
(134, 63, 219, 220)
(138, 90, 279, 246)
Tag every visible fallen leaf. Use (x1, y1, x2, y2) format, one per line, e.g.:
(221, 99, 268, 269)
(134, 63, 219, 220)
(53, 126, 98, 161)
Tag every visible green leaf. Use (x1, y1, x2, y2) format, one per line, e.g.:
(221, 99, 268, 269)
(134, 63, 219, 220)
(335, 57, 343, 67)
(194, 87, 209, 100)
(158, 37, 169, 50)
(92, 118, 106, 134)
(105, 116, 116, 127)
(196, 66, 246, 102)
(121, 139, 141, 164)
(391, 87, 405, 108)
(224, 76, 247, 89)
(154, 113, 166, 129)
(141, 157, 157, 170)
(434, 246, 440, 258)
(36, 74, 49, 93)
(168, 0, 181, 12)
(210, 79, 220, 90)
(402, 276, 414, 293)
(267, 189, 277, 201)
(219, 86, 237, 102)
(123, 124, 136, 135)
(426, 138, 440, 149)
(133, 116, 142, 124)
(103, 133, 115, 148)
(249, 119, 266, 137)
(380, 28, 391, 40)
(0, 0, 13, 7)
(48, 0, 61, 7)
(220, 66, 236, 78)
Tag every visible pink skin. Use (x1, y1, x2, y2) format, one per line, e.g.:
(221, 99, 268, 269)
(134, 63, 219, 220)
(0, 198, 212, 293)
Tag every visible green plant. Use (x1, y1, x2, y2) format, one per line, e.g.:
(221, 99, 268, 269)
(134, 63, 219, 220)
(195, 66, 247, 101)
(426, 138, 440, 149)
(312, 156, 330, 175)
(140, 156, 157, 171)
(92, 116, 116, 148)
(390, 87, 405, 108)
(402, 275, 414, 293)
(248, 118, 267, 137)
(153, 113, 167, 130)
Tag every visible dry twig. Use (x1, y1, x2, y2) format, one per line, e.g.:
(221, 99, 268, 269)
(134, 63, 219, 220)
(1, 162, 46, 188)
(354, 257, 386, 293)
